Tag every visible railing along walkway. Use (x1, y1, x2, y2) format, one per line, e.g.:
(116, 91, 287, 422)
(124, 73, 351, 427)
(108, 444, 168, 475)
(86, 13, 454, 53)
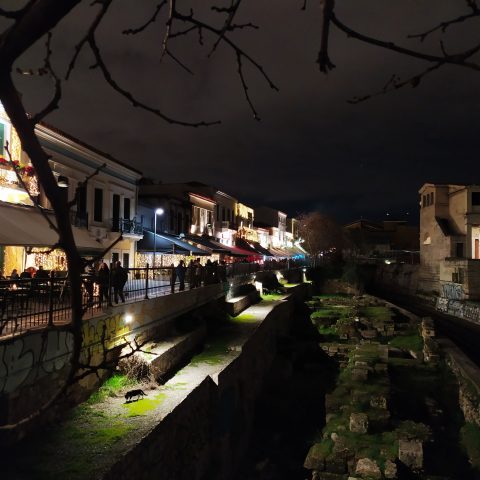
(0, 261, 304, 339)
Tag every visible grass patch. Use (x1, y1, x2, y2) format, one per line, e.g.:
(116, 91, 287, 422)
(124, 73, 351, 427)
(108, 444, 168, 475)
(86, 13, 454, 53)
(461, 423, 480, 470)
(389, 333, 423, 353)
(86, 374, 137, 405)
(122, 392, 166, 417)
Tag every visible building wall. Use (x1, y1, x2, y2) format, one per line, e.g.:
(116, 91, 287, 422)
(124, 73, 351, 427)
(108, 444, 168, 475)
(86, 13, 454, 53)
(419, 184, 452, 295)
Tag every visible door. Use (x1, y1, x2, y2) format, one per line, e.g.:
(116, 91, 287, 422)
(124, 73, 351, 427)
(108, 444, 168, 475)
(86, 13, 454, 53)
(475, 239, 479, 259)
(123, 253, 130, 268)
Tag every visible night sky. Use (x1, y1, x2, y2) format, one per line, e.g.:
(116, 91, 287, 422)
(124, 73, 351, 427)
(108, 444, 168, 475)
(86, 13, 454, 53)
(5, 0, 479, 223)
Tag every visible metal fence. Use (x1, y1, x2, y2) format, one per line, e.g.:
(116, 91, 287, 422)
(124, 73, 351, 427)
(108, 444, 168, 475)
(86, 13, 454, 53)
(0, 260, 306, 338)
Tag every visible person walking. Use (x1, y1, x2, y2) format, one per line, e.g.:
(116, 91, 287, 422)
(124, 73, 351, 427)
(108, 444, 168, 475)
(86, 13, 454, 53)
(194, 259, 203, 288)
(170, 263, 177, 293)
(176, 260, 186, 291)
(112, 261, 128, 303)
(97, 262, 111, 307)
(187, 260, 195, 290)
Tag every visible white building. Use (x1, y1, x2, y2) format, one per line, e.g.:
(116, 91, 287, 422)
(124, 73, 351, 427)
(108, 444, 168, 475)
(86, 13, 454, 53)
(0, 107, 142, 274)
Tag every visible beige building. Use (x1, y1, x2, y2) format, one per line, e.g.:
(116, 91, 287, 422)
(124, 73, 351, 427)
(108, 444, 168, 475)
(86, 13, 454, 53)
(419, 183, 480, 300)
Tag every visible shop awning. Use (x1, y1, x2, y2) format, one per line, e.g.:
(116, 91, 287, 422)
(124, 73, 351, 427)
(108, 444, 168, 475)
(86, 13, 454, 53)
(137, 231, 208, 255)
(268, 247, 293, 258)
(184, 235, 232, 254)
(0, 202, 115, 253)
(236, 238, 273, 257)
(0, 203, 58, 247)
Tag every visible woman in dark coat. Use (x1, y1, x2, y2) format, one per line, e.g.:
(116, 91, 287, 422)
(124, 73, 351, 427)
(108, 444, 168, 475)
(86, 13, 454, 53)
(97, 262, 111, 306)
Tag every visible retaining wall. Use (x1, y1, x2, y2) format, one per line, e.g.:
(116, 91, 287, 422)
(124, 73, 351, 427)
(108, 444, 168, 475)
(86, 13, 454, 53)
(102, 288, 306, 480)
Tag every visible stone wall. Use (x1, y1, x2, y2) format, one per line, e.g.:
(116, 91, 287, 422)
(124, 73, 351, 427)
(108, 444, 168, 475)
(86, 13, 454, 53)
(374, 263, 420, 295)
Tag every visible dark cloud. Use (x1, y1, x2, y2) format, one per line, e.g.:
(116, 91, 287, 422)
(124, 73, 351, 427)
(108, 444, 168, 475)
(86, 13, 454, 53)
(5, 0, 480, 223)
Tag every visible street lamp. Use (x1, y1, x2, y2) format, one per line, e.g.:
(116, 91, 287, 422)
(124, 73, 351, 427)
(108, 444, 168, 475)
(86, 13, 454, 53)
(153, 208, 164, 268)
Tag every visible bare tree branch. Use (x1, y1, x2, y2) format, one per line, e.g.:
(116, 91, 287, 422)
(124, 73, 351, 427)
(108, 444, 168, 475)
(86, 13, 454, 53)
(329, 11, 480, 71)
(348, 63, 442, 104)
(318, 0, 335, 72)
(122, 1, 167, 36)
(30, 32, 62, 124)
(408, 9, 480, 42)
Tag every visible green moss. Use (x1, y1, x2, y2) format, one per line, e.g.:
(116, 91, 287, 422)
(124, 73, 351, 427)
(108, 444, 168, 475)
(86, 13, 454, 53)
(461, 423, 480, 470)
(262, 293, 284, 301)
(122, 392, 166, 417)
(86, 374, 136, 405)
(233, 313, 258, 323)
(361, 306, 392, 321)
(389, 333, 423, 353)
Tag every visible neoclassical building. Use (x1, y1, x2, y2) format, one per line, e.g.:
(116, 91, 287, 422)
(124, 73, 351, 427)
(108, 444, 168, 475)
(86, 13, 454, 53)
(0, 105, 142, 275)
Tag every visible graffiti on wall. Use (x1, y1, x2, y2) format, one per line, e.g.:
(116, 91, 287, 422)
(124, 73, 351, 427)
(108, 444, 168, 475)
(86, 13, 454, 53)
(441, 282, 464, 300)
(0, 330, 74, 394)
(436, 297, 480, 324)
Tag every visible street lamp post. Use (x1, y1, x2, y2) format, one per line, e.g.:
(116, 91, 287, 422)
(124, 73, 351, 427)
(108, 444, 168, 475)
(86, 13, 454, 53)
(153, 208, 164, 269)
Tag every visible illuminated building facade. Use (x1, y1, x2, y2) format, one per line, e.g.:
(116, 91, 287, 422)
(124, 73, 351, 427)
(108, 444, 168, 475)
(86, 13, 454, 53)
(0, 106, 143, 275)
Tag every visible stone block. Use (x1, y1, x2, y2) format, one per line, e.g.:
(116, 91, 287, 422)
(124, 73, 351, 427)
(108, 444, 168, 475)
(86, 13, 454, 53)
(398, 439, 423, 470)
(325, 454, 347, 474)
(384, 459, 397, 479)
(355, 458, 381, 479)
(360, 329, 377, 339)
(304, 443, 327, 470)
(370, 395, 387, 409)
(349, 413, 368, 433)
(351, 367, 369, 382)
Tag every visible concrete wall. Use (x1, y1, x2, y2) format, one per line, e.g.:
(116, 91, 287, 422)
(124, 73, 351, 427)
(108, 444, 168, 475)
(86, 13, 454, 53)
(0, 284, 225, 429)
(101, 293, 303, 480)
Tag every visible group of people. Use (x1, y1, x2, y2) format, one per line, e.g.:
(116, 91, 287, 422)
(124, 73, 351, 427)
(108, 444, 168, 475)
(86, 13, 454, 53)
(169, 259, 227, 292)
(7, 265, 50, 280)
(83, 260, 128, 307)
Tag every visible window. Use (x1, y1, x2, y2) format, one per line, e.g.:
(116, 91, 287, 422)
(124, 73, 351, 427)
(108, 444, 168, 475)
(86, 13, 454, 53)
(222, 206, 225, 221)
(456, 242, 464, 258)
(77, 183, 87, 213)
(123, 253, 130, 268)
(429, 192, 434, 205)
(452, 268, 464, 284)
(123, 197, 131, 219)
(94, 188, 103, 222)
(472, 192, 480, 206)
(112, 194, 120, 231)
(112, 252, 119, 264)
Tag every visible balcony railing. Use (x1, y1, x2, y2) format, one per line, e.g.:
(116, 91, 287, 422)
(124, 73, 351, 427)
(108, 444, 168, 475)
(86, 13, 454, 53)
(111, 218, 143, 235)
